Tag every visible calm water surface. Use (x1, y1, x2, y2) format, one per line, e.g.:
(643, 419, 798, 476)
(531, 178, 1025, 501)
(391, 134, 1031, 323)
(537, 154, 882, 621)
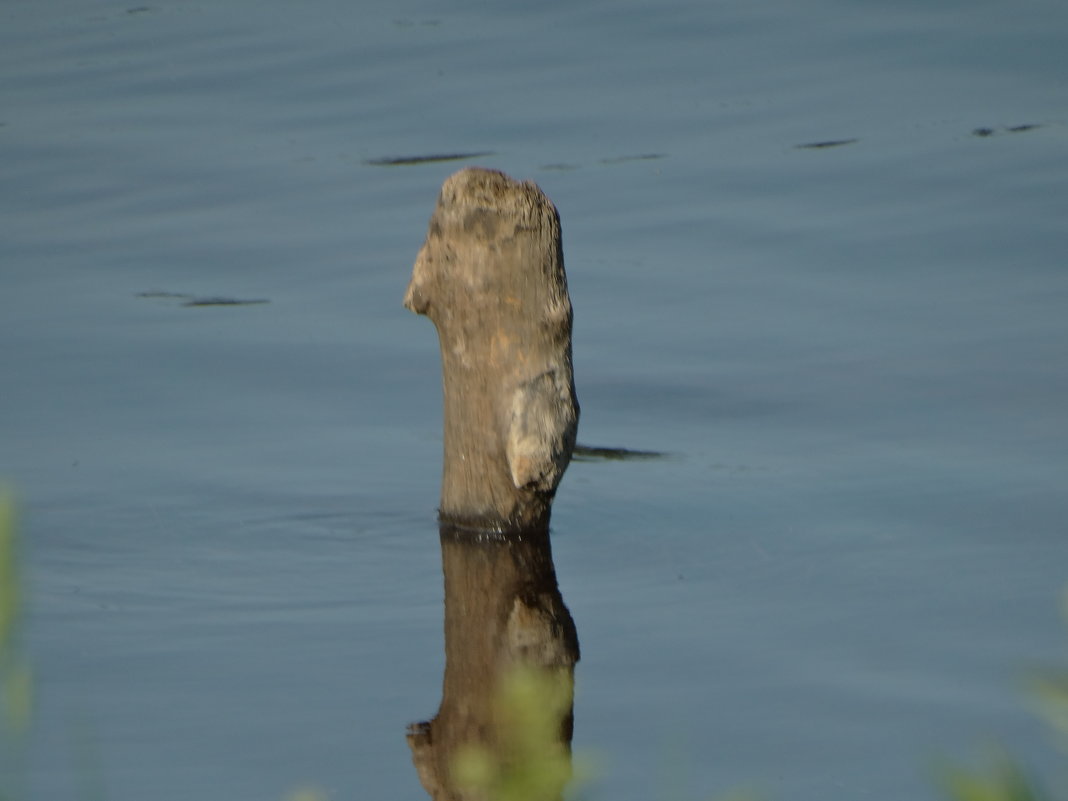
(2, 1, 1067, 799)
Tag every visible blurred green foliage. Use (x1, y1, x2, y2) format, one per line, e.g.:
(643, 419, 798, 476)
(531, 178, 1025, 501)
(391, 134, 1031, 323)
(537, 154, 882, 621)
(1033, 592, 1068, 753)
(2, 491, 32, 732)
(1, 490, 32, 801)
(452, 665, 582, 801)
(939, 750, 1050, 801)
(284, 788, 329, 801)
(939, 589, 1068, 801)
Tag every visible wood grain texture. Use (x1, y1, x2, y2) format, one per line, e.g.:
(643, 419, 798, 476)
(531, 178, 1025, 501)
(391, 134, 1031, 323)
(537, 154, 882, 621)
(405, 167, 579, 530)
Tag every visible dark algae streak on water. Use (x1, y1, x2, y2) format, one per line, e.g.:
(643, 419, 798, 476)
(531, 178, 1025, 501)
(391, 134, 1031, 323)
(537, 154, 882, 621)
(572, 444, 665, 462)
(364, 151, 495, 166)
(795, 138, 859, 149)
(136, 291, 269, 307)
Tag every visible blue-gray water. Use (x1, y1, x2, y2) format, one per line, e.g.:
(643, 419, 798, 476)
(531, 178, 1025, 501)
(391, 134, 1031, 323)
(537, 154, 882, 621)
(2, 1, 1067, 799)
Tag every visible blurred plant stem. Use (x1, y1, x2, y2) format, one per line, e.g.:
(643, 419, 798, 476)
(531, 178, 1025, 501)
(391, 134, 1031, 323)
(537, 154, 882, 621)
(1, 490, 32, 801)
(940, 750, 1051, 801)
(940, 588, 1068, 801)
(1032, 592, 1068, 753)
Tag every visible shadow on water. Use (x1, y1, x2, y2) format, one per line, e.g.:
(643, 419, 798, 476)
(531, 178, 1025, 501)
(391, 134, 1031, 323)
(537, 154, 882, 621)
(364, 152, 496, 166)
(572, 443, 665, 462)
(407, 521, 580, 801)
(135, 291, 269, 307)
(794, 138, 859, 150)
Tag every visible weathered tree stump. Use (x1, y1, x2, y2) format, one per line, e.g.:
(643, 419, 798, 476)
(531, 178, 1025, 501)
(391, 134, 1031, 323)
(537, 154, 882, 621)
(404, 167, 579, 530)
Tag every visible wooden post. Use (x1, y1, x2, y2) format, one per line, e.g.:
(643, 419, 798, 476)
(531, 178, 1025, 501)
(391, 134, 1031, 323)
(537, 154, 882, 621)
(404, 167, 579, 531)
(404, 168, 582, 801)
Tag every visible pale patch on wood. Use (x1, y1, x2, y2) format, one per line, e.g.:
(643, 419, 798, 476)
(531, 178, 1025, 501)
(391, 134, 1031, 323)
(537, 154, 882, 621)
(506, 370, 578, 492)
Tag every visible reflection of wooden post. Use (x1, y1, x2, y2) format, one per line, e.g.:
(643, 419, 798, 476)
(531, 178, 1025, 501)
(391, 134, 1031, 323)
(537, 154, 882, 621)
(407, 526, 580, 801)
(404, 167, 579, 530)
